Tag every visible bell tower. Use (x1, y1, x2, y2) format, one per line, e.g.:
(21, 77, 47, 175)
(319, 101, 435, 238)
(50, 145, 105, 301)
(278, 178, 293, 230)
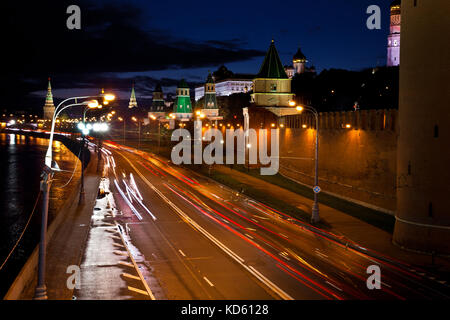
(387, 0, 401, 67)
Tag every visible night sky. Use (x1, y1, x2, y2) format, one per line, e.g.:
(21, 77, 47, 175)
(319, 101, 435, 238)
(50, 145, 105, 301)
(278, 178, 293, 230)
(0, 0, 393, 109)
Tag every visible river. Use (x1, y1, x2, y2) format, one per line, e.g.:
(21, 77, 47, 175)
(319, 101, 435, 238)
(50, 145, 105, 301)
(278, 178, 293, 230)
(0, 133, 81, 298)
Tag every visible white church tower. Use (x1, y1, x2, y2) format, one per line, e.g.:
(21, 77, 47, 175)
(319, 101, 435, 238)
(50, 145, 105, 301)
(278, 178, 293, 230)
(387, 0, 401, 67)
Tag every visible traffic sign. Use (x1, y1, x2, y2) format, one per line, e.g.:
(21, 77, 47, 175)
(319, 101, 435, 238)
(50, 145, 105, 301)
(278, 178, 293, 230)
(313, 186, 321, 194)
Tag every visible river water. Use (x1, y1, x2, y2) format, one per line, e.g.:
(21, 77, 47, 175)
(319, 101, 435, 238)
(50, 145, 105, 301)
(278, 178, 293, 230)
(0, 133, 80, 298)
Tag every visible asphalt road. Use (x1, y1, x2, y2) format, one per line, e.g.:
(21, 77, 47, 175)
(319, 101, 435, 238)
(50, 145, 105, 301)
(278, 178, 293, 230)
(100, 142, 449, 300)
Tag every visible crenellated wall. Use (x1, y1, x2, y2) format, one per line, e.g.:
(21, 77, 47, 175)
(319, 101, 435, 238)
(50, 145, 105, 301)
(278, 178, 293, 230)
(248, 107, 398, 213)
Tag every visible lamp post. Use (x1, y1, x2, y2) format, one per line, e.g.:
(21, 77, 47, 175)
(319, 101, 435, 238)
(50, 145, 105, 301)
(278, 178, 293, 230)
(132, 116, 141, 149)
(295, 104, 320, 224)
(34, 93, 114, 300)
(117, 117, 125, 142)
(150, 115, 161, 154)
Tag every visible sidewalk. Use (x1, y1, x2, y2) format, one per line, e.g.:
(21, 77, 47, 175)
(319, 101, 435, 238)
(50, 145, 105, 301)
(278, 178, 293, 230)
(6, 148, 102, 300)
(209, 164, 450, 273)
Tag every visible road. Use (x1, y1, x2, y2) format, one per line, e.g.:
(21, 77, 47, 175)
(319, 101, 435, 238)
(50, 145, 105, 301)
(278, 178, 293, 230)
(98, 141, 449, 300)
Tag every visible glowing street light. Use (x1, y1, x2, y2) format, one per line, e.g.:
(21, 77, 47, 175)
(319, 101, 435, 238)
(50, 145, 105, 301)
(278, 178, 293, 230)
(102, 93, 115, 101)
(87, 100, 99, 109)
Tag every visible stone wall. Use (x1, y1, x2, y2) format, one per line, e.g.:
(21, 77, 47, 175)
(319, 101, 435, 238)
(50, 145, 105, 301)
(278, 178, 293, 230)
(249, 108, 398, 213)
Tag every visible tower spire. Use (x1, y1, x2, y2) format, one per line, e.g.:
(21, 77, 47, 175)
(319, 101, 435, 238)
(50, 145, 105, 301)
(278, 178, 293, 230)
(43, 78, 55, 119)
(128, 84, 137, 109)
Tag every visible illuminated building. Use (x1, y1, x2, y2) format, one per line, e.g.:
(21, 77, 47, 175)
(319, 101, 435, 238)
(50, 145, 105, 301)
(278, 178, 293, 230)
(148, 83, 167, 118)
(128, 84, 138, 109)
(43, 78, 55, 120)
(387, 0, 401, 67)
(173, 79, 193, 120)
(293, 46, 307, 74)
(195, 78, 253, 101)
(200, 72, 222, 121)
(251, 40, 295, 107)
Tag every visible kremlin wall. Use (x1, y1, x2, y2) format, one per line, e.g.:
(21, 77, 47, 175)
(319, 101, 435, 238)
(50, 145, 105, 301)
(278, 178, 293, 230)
(248, 108, 398, 214)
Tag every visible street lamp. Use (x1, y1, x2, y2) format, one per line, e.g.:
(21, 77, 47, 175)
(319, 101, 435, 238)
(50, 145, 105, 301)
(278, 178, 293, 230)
(132, 117, 141, 149)
(149, 115, 161, 154)
(296, 104, 321, 224)
(35, 92, 114, 300)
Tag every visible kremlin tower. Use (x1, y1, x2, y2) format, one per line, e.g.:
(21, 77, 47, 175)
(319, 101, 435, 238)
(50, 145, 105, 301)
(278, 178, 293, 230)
(393, 0, 450, 254)
(387, 0, 401, 67)
(293, 47, 307, 74)
(150, 83, 165, 112)
(251, 40, 294, 107)
(201, 72, 221, 120)
(173, 79, 193, 120)
(43, 78, 55, 119)
(149, 83, 167, 119)
(128, 84, 138, 109)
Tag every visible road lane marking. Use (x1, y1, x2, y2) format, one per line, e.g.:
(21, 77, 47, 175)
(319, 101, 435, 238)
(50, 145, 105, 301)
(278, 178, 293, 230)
(279, 252, 291, 261)
(325, 281, 343, 292)
(210, 193, 222, 200)
(121, 154, 293, 300)
(285, 248, 329, 279)
(119, 261, 135, 268)
(116, 224, 156, 300)
(114, 250, 129, 256)
(254, 215, 269, 220)
(314, 250, 329, 258)
(127, 286, 150, 296)
(203, 277, 214, 287)
(245, 233, 254, 239)
(178, 249, 186, 257)
(122, 273, 141, 281)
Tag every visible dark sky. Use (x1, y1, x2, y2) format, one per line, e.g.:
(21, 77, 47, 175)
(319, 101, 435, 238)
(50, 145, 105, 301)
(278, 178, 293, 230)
(0, 0, 393, 110)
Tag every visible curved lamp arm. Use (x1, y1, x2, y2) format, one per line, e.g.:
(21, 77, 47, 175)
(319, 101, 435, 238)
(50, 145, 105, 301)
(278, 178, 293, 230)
(45, 101, 90, 169)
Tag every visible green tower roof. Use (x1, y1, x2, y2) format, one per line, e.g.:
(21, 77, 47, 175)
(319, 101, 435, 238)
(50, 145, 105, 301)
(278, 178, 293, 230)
(256, 40, 288, 79)
(178, 79, 189, 88)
